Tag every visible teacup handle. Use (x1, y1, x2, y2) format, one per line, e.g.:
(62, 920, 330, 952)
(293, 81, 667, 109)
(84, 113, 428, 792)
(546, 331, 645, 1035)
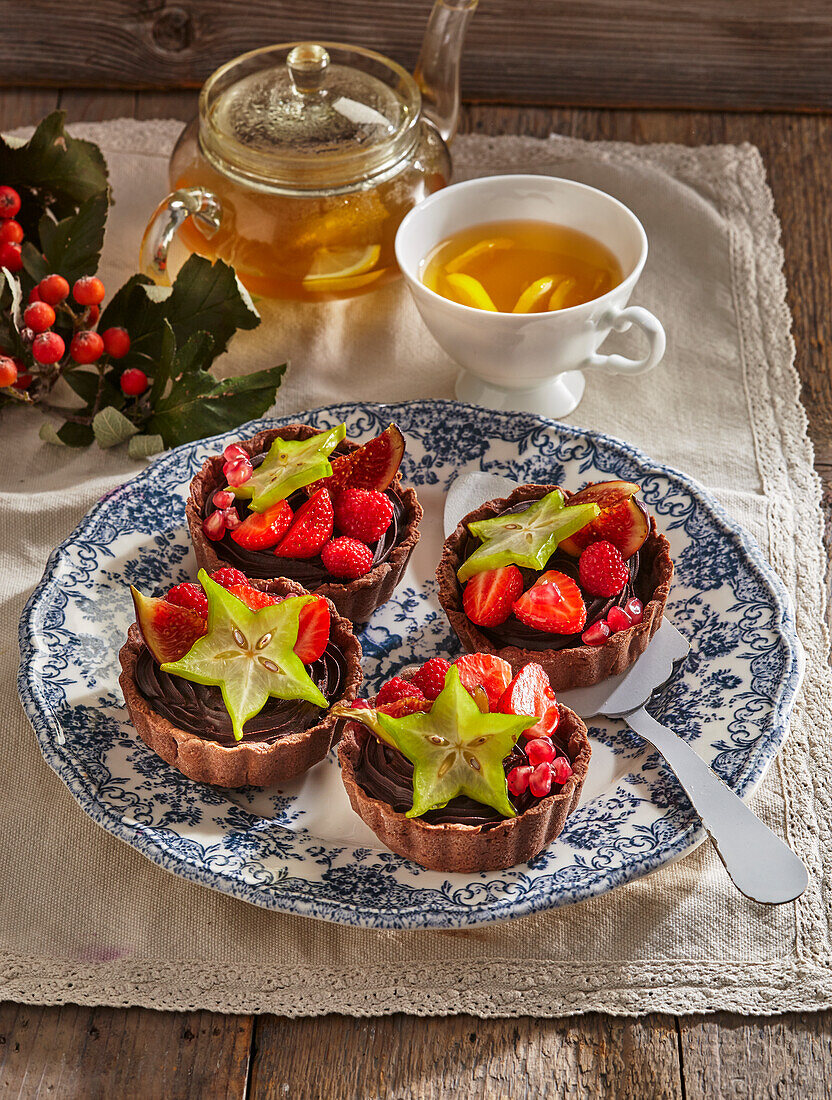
(139, 187, 222, 284)
(583, 305, 666, 376)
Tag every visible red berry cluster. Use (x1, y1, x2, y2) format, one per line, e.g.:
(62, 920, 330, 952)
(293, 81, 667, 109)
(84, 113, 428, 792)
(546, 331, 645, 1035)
(0, 185, 23, 274)
(581, 596, 644, 646)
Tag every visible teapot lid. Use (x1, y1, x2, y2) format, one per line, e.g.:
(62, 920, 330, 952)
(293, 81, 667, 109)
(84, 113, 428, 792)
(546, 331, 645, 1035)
(200, 42, 422, 192)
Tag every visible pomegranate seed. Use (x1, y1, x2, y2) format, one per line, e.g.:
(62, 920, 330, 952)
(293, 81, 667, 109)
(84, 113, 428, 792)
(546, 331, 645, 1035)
(551, 756, 574, 785)
(32, 331, 65, 364)
(120, 368, 148, 397)
(0, 356, 18, 387)
(526, 738, 556, 766)
(529, 762, 554, 798)
(102, 326, 130, 358)
(624, 597, 644, 625)
(606, 606, 631, 634)
(23, 301, 55, 333)
(70, 330, 104, 364)
(222, 507, 241, 531)
(38, 274, 70, 305)
(0, 241, 23, 272)
(0, 186, 21, 218)
(223, 443, 248, 463)
(202, 511, 227, 541)
(581, 619, 611, 647)
(224, 457, 253, 487)
(0, 219, 23, 245)
(72, 275, 105, 306)
(507, 765, 533, 797)
(213, 489, 234, 509)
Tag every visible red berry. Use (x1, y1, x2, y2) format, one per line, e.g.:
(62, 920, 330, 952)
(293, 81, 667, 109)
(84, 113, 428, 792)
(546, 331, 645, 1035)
(0, 241, 22, 272)
(0, 186, 21, 219)
(223, 443, 248, 463)
(578, 541, 629, 598)
(38, 274, 70, 305)
(28, 285, 41, 303)
(513, 570, 586, 635)
(624, 597, 644, 625)
(0, 219, 23, 245)
(526, 737, 556, 766)
(333, 487, 394, 543)
(497, 663, 559, 739)
(409, 657, 451, 700)
(72, 275, 105, 306)
(70, 330, 104, 364)
(454, 653, 513, 711)
(293, 596, 331, 663)
(224, 457, 253, 487)
(321, 535, 374, 578)
(210, 567, 248, 588)
(0, 356, 18, 387)
(581, 619, 611, 647)
(606, 606, 631, 634)
(13, 371, 33, 391)
(202, 511, 226, 541)
(507, 765, 533, 797)
(462, 565, 524, 628)
(32, 331, 65, 365)
(212, 490, 235, 510)
(102, 326, 130, 358)
(376, 676, 426, 707)
(529, 762, 554, 798)
(166, 582, 209, 617)
(23, 301, 55, 333)
(274, 488, 334, 560)
(551, 756, 574, 785)
(120, 368, 148, 397)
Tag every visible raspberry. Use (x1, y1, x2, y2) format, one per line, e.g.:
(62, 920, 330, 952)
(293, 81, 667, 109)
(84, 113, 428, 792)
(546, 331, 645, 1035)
(333, 487, 394, 543)
(166, 582, 209, 617)
(507, 765, 533, 797)
(32, 331, 65, 365)
(0, 219, 23, 245)
(578, 541, 629, 598)
(38, 274, 70, 305)
(0, 356, 18, 387)
(409, 657, 450, 700)
(0, 186, 21, 219)
(551, 756, 574, 785)
(70, 331, 104, 364)
(102, 326, 130, 358)
(120, 368, 148, 397)
(72, 275, 105, 306)
(606, 606, 631, 634)
(0, 241, 22, 272)
(525, 738, 556, 766)
(376, 677, 426, 707)
(23, 301, 55, 333)
(210, 567, 248, 588)
(320, 536, 374, 578)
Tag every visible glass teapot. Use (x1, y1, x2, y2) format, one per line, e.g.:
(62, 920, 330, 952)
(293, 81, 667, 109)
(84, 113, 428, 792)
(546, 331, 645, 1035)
(140, 1, 478, 301)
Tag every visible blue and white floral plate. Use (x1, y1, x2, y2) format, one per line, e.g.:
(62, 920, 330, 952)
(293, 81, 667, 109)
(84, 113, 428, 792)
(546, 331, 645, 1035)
(18, 401, 802, 929)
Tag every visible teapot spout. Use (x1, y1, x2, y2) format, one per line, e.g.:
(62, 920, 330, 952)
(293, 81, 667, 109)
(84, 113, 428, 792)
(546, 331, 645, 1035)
(414, 0, 478, 145)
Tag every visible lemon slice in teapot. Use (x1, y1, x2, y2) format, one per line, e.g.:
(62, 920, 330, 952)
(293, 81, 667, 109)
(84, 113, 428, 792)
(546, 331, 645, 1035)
(302, 244, 383, 291)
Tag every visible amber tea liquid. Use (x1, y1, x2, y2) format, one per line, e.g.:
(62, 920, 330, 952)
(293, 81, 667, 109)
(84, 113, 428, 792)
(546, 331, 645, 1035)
(420, 219, 623, 313)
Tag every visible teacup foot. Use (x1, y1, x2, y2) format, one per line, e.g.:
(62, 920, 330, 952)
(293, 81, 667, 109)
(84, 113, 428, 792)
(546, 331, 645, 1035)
(455, 369, 585, 419)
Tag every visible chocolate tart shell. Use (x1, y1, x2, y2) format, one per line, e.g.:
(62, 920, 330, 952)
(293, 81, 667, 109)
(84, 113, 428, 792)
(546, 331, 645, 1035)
(118, 577, 362, 788)
(436, 483, 674, 691)
(338, 702, 590, 873)
(186, 424, 422, 625)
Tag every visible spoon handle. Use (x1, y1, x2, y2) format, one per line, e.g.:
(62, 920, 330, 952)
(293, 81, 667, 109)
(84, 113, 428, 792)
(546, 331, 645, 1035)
(625, 707, 808, 904)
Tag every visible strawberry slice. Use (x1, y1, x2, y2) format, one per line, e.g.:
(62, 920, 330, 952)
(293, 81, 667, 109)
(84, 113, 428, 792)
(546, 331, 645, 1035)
(512, 570, 586, 634)
(230, 499, 293, 551)
(273, 488, 333, 559)
(225, 584, 281, 611)
(226, 585, 330, 663)
(462, 565, 524, 627)
(496, 663, 560, 739)
(453, 653, 513, 710)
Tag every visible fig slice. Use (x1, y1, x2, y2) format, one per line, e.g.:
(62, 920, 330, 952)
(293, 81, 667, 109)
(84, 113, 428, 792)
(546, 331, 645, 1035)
(560, 480, 649, 559)
(305, 423, 405, 495)
(131, 587, 207, 665)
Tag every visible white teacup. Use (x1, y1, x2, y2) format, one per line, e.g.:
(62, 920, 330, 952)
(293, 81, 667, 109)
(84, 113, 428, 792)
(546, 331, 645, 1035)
(395, 174, 666, 418)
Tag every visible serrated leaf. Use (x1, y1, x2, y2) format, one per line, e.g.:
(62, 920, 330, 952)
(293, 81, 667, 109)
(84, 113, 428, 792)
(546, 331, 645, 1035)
(128, 433, 165, 459)
(35, 192, 108, 283)
(163, 255, 260, 353)
(175, 330, 216, 375)
(147, 363, 287, 446)
(93, 406, 139, 448)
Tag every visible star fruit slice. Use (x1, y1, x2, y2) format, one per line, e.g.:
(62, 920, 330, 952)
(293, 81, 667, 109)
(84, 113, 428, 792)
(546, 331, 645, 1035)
(232, 423, 346, 513)
(457, 489, 599, 582)
(339, 666, 537, 818)
(161, 570, 327, 742)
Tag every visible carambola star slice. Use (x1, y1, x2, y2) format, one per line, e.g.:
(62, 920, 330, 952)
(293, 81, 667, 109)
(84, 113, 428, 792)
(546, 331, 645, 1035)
(232, 423, 347, 513)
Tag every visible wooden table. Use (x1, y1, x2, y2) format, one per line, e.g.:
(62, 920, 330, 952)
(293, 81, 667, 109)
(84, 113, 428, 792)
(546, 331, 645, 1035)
(1, 87, 831, 1099)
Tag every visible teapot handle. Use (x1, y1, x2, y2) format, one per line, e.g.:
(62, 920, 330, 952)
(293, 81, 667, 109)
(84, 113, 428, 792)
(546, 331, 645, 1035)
(139, 187, 222, 284)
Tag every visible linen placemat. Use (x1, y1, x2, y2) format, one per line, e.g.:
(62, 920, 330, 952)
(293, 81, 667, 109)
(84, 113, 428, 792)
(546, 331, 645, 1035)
(1, 121, 830, 1017)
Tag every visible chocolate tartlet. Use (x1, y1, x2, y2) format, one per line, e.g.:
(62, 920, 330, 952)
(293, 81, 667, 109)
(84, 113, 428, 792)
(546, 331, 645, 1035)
(186, 424, 422, 625)
(437, 483, 673, 691)
(119, 577, 362, 787)
(338, 701, 591, 873)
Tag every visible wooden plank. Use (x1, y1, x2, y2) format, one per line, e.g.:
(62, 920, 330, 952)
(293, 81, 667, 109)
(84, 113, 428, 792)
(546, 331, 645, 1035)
(679, 1012, 832, 1098)
(0, 89, 58, 131)
(248, 1012, 683, 1099)
(2, 2, 832, 111)
(0, 1001, 253, 1100)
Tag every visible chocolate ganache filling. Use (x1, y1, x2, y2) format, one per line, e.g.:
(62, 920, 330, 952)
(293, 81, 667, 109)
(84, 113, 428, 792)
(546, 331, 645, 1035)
(466, 499, 648, 652)
(134, 642, 346, 745)
(355, 732, 572, 829)
(202, 449, 404, 584)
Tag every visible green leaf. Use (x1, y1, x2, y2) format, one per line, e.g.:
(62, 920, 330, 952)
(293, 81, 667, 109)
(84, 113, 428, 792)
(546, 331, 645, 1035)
(35, 192, 108, 283)
(64, 367, 124, 412)
(39, 419, 95, 447)
(128, 433, 165, 460)
(0, 111, 108, 205)
(163, 255, 260, 353)
(39, 421, 66, 446)
(21, 240, 49, 284)
(146, 363, 287, 447)
(148, 319, 176, 404)
(92, 406, 139, 448)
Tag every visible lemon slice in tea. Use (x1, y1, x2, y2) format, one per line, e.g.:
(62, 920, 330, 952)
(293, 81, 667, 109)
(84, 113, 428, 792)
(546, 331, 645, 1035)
(444, 273, 498, 311)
